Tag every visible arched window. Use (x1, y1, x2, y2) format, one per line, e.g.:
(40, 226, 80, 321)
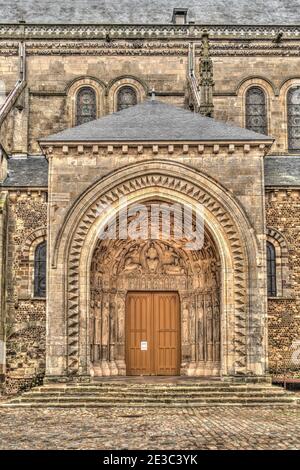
(245, 87, 267, 134)
(76, 87, 96, 126)
(34, 241, 46, 298)
(287, 87, 300, 151)
(267, 241, 276, 297)
(117, 86, 137, 111)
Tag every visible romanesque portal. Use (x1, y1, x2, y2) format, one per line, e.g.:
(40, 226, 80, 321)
(89, 202, 221, 377)
(45, 161, 267, 382)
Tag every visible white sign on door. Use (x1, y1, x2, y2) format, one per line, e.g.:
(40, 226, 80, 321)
(141, 341, 148, 351)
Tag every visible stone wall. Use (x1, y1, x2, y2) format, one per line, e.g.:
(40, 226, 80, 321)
(0, 38, 300, 154)
(4, 190, 47, 394)
(266, 188, 300, 375)
(0, 192, 8, 388)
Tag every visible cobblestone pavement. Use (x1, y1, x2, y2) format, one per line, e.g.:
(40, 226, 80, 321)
(0, 406, 299, 450)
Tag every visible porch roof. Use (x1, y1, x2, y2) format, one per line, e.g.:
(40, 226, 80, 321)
(40, 100, 273, 144)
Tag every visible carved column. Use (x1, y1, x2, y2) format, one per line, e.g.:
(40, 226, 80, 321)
(115, 292, 126, 375)
(199, 32, 214, 117)
(108, 297, 118, 375)
(99, 291, 110, 376)
(180, 294, 190, 375)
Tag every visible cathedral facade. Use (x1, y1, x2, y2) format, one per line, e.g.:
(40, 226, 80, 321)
(0, 2, 300, 393)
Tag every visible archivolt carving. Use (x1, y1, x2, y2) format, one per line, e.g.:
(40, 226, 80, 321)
(63, 166, 251, 376)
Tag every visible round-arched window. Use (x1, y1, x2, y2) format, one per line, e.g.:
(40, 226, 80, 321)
(117, 86, 137, 111)
(245, 87, 267, 135)
(76, 87, 97, 126)
(287, 87, 300, 151)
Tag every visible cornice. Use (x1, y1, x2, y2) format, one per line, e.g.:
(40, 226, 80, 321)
(1, 39, 299, 57)
(0, 23, 300, 41)
(40, 142, 272, 160)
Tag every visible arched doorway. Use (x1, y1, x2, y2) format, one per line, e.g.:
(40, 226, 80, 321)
(89, 201, 221, 377)
(47, 161, 266, 382)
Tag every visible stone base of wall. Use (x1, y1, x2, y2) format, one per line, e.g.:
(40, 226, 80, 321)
(4, 374, 44, 395)
(5, 324, 46, 395)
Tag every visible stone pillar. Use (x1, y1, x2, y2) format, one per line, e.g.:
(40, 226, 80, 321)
(11, 89, 29, 155)
(44, 154, 69, 383)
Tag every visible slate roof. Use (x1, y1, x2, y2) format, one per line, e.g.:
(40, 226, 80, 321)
(41, 100, 272, 144)
(264, 156, 300, 187)
(0, 0, 299, 25)
(1, 155, 48, 187)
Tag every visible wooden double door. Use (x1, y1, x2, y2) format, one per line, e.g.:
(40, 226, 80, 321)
(126, 292, 180, 376)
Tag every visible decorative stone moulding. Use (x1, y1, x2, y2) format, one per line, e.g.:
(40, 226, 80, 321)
(3, 44, 300, 58)
(41, 142, 270, 158)
(265, 188, 300, 200)
(1, 24, 300, 41)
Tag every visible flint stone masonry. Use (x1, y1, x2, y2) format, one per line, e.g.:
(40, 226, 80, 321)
(2, 189, 47, 393)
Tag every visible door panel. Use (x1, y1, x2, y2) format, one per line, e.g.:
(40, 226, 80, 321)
(153, 293, 180, 375)
(126, 293, 152, 375)
(126, 292, 180, 376)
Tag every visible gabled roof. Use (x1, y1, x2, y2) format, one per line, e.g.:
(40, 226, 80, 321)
(0, 0, 299, 25)
(40, 100, 272, 144)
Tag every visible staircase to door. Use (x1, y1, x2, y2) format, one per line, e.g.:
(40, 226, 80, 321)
(126, 292, 180, 376)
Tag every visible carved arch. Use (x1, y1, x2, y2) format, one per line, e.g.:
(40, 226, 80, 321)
(50, 161, 264, 379)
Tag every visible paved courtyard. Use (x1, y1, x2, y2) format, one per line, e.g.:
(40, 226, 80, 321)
(0, 406, 299, 450)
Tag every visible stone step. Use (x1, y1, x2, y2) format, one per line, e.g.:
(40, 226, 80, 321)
(23, 390, 286, 398)
(1, 398, 297, 409)
(1, 381, 298, 408)
(47, 382, 269, 389)
(30, 385, 280, 393)
(8, 393, 296, 403)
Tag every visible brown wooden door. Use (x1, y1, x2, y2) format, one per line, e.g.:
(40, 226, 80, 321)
(126, 292, 180, 376)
